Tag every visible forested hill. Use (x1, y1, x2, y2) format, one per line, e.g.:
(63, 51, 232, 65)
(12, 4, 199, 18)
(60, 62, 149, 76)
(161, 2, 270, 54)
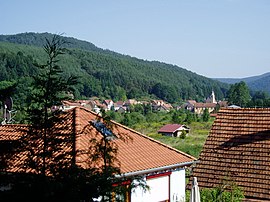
(0, 32, 229, 104)
(214, 72, 270, 94)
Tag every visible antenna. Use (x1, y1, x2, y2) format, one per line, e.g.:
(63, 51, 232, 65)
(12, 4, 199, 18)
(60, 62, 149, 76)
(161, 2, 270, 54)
(2, 97, 16, 124)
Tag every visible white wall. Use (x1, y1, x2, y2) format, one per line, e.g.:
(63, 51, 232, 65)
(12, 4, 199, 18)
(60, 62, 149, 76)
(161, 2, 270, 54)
(131, 169, 186, 202)
(130, 177, 147, 202)
(170, 168, 186, 202)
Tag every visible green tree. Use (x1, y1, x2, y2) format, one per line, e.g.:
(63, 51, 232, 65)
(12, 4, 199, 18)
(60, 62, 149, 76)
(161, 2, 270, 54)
(0, 35, 148, 202)
(248, 90, 270, 107)
(0, 80, 17, 123)
(186, 179, 244, 202)
(25, 34, 77, 176)
(185, 110, 197, 124)
(202, 109, 210, 122)
(227, 81, 251, 107)
(171, 109, 187, 123)
(0, 35, 77, 201)
(200, 183, 244, 202)
(172, 111, 181, 123)
(143, 103, 152, 115)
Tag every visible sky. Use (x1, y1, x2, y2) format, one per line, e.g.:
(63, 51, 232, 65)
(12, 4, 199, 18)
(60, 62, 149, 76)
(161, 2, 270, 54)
(1, 0, 270, 78)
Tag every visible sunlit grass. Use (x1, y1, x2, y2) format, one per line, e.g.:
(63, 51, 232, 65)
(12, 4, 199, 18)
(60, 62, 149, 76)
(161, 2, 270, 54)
(136, 120, 214, 158)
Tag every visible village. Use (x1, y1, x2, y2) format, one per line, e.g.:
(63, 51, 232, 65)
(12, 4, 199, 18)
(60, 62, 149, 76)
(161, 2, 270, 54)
(1, 3, 270, 199)
(60, 91, 228, 115)
(3, 86, 268, 202)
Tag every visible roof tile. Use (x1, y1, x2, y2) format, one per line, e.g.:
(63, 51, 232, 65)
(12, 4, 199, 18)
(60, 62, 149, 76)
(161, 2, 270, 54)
(191, 108, 270, 201)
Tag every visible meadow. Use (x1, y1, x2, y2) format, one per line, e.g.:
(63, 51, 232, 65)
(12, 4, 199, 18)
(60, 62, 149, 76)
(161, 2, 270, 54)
(123, 111, 215, 158)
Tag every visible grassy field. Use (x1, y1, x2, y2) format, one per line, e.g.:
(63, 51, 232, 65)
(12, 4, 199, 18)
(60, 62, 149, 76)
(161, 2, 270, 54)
(132, 118, 214, 158)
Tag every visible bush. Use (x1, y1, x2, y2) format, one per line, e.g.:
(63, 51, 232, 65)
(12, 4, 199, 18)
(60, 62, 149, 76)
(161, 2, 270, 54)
(186, 179, 244, 202)
(179, 130, 187, 139)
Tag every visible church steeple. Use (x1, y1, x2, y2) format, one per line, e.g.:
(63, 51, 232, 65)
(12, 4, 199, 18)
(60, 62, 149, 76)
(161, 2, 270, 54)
(210, 90, 217, 104)
(206, 90, 217, 104)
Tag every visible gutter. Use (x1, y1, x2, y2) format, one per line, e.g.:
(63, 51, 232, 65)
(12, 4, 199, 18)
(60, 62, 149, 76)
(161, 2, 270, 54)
(115, 160, 198, 178)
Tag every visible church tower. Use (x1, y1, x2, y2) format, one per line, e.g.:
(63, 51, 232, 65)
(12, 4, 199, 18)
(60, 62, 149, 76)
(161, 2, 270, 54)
(206, 90, 217, 104)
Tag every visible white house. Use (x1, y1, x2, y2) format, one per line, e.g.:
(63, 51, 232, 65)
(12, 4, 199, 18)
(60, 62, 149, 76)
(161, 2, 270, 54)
(103, 99, 114, 111)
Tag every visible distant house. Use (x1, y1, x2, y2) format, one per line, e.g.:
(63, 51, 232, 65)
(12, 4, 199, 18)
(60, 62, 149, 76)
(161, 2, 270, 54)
(61, 100, 81, 110)
(61, 100, 88, 111)
(102, 99, 114, 111)
(154, 105, 170, 112)
(87, 100, 101, 113)
(114, 101, 124, 111)
(151, 100, 165, 107)
(151, 100, 173, 112)
(0, 107, 196, 201)
(124, 99, 138, 107)
(190, 108, 270, 201)
(116, 106, 127, 113)
(193, 102, 216, 114)
(182, 91, 221, 114)
(158, 124, 190, 137)
(61, 100, 102, 113)
(123, 99, 138, 111)
(217, 100, 228, 108)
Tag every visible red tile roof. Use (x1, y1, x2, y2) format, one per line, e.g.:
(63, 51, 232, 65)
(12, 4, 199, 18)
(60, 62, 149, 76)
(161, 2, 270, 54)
(0, 124, 28, 140)
(74, 107, 195, 174)
(194, 103, 216, 108)
(191, 108, 270, 201)
(1, 107, 195, 176)
(158, 124, 184, 133)
(187, 100, 197, 105)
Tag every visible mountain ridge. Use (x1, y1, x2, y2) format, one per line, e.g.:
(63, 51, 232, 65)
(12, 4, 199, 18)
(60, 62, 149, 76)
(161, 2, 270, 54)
(214, 72, 270, 93)
(0, 32, 229, 103)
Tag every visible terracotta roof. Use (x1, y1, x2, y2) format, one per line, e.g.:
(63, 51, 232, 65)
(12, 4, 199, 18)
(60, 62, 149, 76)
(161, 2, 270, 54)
(191, 108, 270, 201)
(194, 102, 216, 108)
(0, 124, 28, 140)
(1, 107, 195, 176)
(124, 99, 137, 105)
(103, 99, 113, 105)
(187, 100, 197, 105)
(73, 107, 195, 174)
(151, 100, 164, 106)
(158, 124, 183, 133)
(62, 100, 82, 106)
(115, 101, 124, 106)
(163, 103, 173, 109)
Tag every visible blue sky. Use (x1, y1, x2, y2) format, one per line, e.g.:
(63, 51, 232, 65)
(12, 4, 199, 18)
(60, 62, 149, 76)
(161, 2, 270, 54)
(1, 0, 270, 78)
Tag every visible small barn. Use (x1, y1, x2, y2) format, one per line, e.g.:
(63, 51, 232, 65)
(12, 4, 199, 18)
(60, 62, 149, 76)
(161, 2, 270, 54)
(158, 124, 190, 137)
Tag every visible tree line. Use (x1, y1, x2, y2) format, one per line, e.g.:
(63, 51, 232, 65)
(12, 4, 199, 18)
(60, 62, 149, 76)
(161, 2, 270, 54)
(0, 33, 228, 106)
(227, 81, 270, 108)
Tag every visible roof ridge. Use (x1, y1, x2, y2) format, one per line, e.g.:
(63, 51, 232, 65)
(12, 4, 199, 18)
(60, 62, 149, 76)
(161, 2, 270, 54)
(220, 107, 270, 111)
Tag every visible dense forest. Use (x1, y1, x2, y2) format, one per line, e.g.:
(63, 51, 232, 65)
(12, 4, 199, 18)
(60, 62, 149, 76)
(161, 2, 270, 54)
(0, 32, 229, 108)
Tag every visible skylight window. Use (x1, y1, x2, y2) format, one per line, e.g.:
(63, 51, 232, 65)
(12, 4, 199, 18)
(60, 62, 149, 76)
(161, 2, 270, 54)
(91, 120, 116, 140)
